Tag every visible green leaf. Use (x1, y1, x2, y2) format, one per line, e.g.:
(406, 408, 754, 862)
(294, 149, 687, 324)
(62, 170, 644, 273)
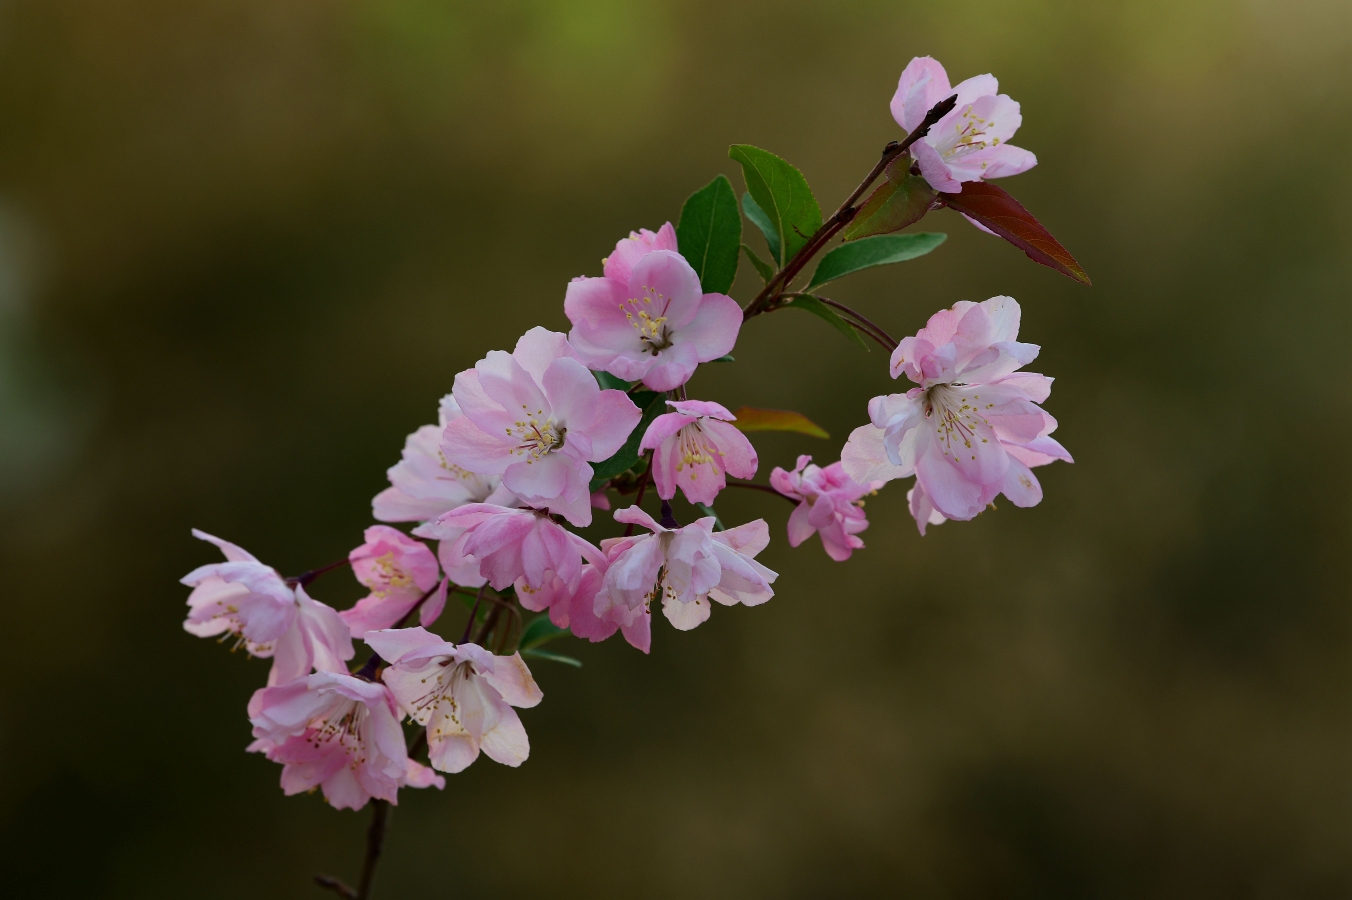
(519, 615, 568, 651)
(842, 155, 937, 241)
(806, 233, 947, 290)
(780, 294, 870, 351)
(937, 181, 1091, 285)
(730, 406, 830, 438)
(694, 503, 726, 531)
(588, 390, 666, 491)
(741, 243, 776, 284)
(676, 175, 741, 295)
(711, 354, 735, 363)
(729, 146, 822, 266)
(741, 193, 780, 264)
(522, 649, 583, 668)
(593, 370, 636, 392)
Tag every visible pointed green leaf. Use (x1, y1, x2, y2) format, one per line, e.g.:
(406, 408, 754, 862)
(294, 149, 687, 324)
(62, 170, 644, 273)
(730, 406, 830, 438)
(694, 503, 726, 531)
(729, 145, 822, 265)
(521, 649, 583, 668)
(807, 233, 947, 289)
(711, 354, 735, 363)
(593, 370, 636, 392)
(842, 155, 937, 241)
(741, 193, 781, 264)
(676, 175, 741, 295)
(588, 390, 666, 491)
(519, 615, 568, 651)
(741, 243, 775, 284)
(780, 294, 870, 351)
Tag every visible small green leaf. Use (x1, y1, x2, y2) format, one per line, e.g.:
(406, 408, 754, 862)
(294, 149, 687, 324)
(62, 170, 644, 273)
(676, 175, 741, 295)
(741, 193, 781, 264)
(807, 233, 947, 290)
(741, 243, 776, 284)
(730, 406, 830, 438)
(780, 294, 870, 351)
(588, 390, 667, 491)
(522, 649, 583, 668)
(593, 370, 636, 392)
(711, 354, 735, 363)
(843, 155, 937, 241)
(729, 146, 822, 265)
(519, 615, 568, 651)
(694, 503, 726, 531)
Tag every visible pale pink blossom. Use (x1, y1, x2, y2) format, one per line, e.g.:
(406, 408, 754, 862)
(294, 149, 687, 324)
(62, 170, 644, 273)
(564, 223, 742, 391)
(366, 627, 543, 774)
(891, 56, 1036, 194)
(595, 507, 776, 652)
(841, 296, 1072, 531)
(373, 394, 518, 523)
(339, 526, 444, 639)
(182, 530, 353, 684)
(639, 400, 758, 505)
(247, 671, 444, 810)
(770, 456, 881, 561)
(441, 327, 640, 527)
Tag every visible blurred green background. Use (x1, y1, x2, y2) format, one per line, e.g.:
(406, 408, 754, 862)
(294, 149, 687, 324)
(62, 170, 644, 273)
(1, 0, 1348, 897)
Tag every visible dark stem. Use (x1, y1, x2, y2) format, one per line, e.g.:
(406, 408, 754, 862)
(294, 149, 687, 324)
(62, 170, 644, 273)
(725, 480, 799, 505)
(797, 294, 899, 350)
(288, 557, 352, 587)
(314, 875, 356, 898)
(624, 452, 653, 537)
(742, 93, 958, 321)
(356, 800, 390, 900)
(659, 498, 681, 529)
(394, 579, 445, 630)
(460, 585, 487, 644)
(473, 600, 504, 646)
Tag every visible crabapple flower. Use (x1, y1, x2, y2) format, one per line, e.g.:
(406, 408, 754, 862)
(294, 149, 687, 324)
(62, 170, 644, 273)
(841, 296, 1072, 530)
(891, 56, 1036, 194)
(181, 530, 353, 684)
(770, 456, 881, 561)
(339, 526, 443, 639)
(414, 504, 598, 603)
(366, 627, 543, 774)
(247, 671, 442, 810)
(639, 400, 758, 505)
(373, 394, 518, 523)
(595, 507, 776, 652)
(441, 327, 640, 527)
(564, 223, 742, 392)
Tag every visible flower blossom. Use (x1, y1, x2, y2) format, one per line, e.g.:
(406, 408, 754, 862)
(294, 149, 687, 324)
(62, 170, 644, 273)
(770, 456, 881, 561)
(639, 400, 758, 506)
(891, 56, 1036, 194)
(373, 394, 518, 524)
(840, 296, 1072, 532)
(594, 507, 776, 653)
(181, 529, 353, 684)
(564, 223, 742, 391)
(441, 327, 640, 527)
(247, 670, 444, 810)
(366, 627, 543, 774)
(339, 526, 445, 639)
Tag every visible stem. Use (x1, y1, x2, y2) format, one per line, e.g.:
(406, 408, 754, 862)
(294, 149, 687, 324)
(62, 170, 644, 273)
(288, 557, 352, 587)
(460, 585, 487, 644)
(474, 600, 504, 646)
(742, 93, 957, 321)
(624, 453, 653, 537)
(314, 799, 390, 900)
(791, 294, 898, 350)
(725, 480, 799, 505)
(659, 498, 680, 529)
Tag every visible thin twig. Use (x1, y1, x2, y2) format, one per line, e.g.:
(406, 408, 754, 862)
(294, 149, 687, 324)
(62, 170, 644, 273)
(624, 452, 653, 537)
(314, 874, 357, 898)
(287, 557, 351, 587)
(460, 585, 487, 644)
(725, 480, 799, 505)
(794, 294, 899, 350)
(393, 579, 445, 630)
(356, 800, 390, 900)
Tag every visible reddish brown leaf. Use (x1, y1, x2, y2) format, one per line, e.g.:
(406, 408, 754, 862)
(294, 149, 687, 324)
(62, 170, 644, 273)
(729, 407, 829, 439)
(939, 181, 1091, 285)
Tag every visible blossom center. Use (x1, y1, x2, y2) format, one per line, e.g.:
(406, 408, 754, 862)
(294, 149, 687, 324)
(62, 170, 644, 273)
(620, 286, 673, 355)
(674, 422, 721, 478)
(409, 659, 476, 739)
(369, 552, 415, 598)
(934, 105, 1002, 162)
(506, 411, 566, 462)
(307, 698, 370, 764)
(923, 384, 992, 459)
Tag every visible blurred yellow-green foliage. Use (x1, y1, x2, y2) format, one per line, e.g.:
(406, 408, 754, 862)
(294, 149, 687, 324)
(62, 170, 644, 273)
(0, 1, 1348, 897)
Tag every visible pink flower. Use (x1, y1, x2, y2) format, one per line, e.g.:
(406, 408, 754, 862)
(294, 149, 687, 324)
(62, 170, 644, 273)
(414, 504, 599, 601)
(841, 296, 1072, 531)
(366, 627, 543, 774)
(770, 456, 881, 561)
(441, 327, 641, 527)
(564, 223, 742, 392)
(247, 671, 444, 810)
(339, 526, 444, 639)
(182, 530, 353, 684)
(595, 507, 776, 653)
(891, 56, 1036, 194)
(373, 394, 518, 523)
(639, 400, 758, 506)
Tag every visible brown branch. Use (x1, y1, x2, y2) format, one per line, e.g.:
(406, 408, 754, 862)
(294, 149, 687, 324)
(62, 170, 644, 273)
(797, 294, 899, 350)
(314, 799, 390, 900)
(725, 480, 799, 506)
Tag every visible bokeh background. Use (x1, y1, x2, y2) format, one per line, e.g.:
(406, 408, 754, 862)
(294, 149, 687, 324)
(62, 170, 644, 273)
(1, 1, 1348, 897)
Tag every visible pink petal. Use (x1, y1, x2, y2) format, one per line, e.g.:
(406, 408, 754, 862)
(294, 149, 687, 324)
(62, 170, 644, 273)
(674, 293, 742, 362)
(586, 389, 643, 461)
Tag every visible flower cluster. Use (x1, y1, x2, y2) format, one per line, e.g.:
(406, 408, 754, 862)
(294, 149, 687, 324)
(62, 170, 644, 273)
(181, 55, 1084, 891)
